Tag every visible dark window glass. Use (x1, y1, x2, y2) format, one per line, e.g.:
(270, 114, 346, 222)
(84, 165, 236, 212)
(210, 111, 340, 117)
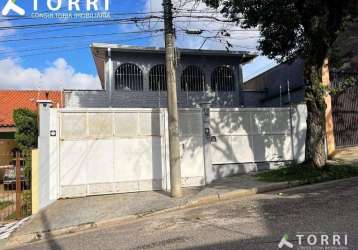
(149, 65, 167, 91)
(115, 63, 143, 91)
(211, 66, 235, 92)
(181, 65, 205, 92)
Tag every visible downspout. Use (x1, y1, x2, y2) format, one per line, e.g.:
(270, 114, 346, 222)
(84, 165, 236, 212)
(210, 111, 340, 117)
(108, 48, 113, 108)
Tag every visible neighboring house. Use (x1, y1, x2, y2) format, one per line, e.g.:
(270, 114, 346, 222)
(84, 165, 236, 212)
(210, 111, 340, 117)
(65, 44, 257, 108)
(242, 59, 305, 107)
(241, 20, 358, 107)
(0, 90, 63, 169)
(243, 57, 358, 148)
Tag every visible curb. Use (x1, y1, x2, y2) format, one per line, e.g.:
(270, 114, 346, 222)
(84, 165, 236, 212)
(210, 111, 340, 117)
(6, 177, 353, 248)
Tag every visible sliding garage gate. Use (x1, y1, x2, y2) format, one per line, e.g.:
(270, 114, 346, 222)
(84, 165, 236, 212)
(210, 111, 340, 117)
(58, 108, 205, 198)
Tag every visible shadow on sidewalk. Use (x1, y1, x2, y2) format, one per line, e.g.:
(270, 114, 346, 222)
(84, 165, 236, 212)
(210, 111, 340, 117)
(39, 211, 61, 250)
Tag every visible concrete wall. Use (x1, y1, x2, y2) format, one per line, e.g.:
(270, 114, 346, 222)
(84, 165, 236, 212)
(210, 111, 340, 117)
(65, 52, 244, 108)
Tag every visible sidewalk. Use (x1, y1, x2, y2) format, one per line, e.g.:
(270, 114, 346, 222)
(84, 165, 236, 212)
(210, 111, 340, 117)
(332, 146, 358, 164)
(7, 174, 300, 247)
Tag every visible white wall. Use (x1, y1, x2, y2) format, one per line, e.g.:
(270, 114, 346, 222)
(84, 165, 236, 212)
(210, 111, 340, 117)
(206, 104, 307, 180)
(37, 104, 307, 209)
(38, 103, 60, 209)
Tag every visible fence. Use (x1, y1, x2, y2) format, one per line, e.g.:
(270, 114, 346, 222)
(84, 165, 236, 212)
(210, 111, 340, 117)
(0, 151, 31, 222)
(331, 71, 358, 147)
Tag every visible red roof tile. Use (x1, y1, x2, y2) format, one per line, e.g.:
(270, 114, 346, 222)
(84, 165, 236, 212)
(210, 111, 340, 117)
(0, 90, 63, 127)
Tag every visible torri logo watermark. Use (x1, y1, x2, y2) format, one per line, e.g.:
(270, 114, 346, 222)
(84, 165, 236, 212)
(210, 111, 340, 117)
(279, 234, 294, 249)
(278, 232, 349, 250)
(2, 0, 111, 19)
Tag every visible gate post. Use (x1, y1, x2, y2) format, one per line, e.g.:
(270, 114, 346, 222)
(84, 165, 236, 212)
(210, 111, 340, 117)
(200, 103, 214, 184)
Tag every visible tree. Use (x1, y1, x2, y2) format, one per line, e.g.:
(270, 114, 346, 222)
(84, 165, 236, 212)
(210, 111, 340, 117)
(13, 108, 38, 151)
(203, 0, 358, 167)
(13, 108, 38, 182)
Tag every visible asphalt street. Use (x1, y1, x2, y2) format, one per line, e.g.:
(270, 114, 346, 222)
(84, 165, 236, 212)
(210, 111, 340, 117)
(10, 177, 358, 250)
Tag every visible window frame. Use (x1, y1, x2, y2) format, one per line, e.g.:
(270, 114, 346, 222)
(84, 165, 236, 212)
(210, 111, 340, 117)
(181, 65, 206, 92)
(211, 66, 236, 92)
(114, 63, 144, 91)
(149, 64, 167, 91)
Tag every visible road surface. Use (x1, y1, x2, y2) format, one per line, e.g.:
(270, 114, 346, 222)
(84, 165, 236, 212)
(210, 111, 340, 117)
(11, 177, 358, 250)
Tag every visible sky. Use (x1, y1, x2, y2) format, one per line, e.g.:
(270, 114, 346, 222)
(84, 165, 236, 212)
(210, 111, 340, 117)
(0, 0, 276, 90)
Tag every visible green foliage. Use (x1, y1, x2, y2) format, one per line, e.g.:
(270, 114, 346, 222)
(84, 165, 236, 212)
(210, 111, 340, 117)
(0, 201, 13, 210)
(13, 108, 38, 184)
(22, 189, 32, 216)
(329, 74, 358, 95)
(256, 162, 322, 182)
(256, 162, 358, 182)
(203, 0, 358, 65)
(13, 109, 38, 151)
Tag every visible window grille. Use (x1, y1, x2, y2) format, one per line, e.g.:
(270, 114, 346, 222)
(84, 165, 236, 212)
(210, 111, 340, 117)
(181, 65, 205, 92)
(211, 66, 235, 92)
(149, 65, 167, 91)
(115, 63, 143, 91)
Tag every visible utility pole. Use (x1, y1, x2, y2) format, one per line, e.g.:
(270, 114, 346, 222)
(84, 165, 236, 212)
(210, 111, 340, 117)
(163, 0, 182, 198)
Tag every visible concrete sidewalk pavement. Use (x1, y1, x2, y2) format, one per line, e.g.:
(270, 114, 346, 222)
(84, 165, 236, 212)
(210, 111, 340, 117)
(332, 146, 358, 164)
(7, 174, 302, 247)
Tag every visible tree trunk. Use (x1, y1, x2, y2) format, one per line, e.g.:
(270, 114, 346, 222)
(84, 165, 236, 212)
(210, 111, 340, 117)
(304, 63, 327, 168)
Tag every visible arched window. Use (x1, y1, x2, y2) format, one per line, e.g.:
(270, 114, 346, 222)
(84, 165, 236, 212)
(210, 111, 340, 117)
(149, 65, 167, 91)
(211, 66, 235, 92)
(115, 63, 143, 91)
(181, 65, 205, 92)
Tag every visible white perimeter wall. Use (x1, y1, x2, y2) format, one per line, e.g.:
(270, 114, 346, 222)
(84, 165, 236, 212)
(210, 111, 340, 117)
(37, 104, 307, 210)
(206, 104, 307, 180)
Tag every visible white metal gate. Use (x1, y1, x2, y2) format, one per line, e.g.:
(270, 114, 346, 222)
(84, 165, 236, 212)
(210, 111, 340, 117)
(209, 107, 294, 165)
(179, 109, 206, 187)
(58, 108, 205, 198)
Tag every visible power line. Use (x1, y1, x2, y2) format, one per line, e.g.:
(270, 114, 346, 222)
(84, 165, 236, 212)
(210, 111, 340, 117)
(0, 34, 162, 60)
(0, 33, 158, 55)
(0, 16, 163, 31)
(0, 29, 163, 43)
(0, 10, 165, 22)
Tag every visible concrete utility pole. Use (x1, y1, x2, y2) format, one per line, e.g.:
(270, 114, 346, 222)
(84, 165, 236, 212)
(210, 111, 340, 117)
(163, 0, 182, 198)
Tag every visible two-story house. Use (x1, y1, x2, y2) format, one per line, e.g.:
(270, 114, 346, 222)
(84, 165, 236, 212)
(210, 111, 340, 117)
(64, 44, 257, 108)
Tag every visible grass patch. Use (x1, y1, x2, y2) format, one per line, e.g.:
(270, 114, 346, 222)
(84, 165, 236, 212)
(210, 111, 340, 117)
(6, 211, 16, 221)
(0, 200, 13, 210)
(256, 162, 358, 183)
